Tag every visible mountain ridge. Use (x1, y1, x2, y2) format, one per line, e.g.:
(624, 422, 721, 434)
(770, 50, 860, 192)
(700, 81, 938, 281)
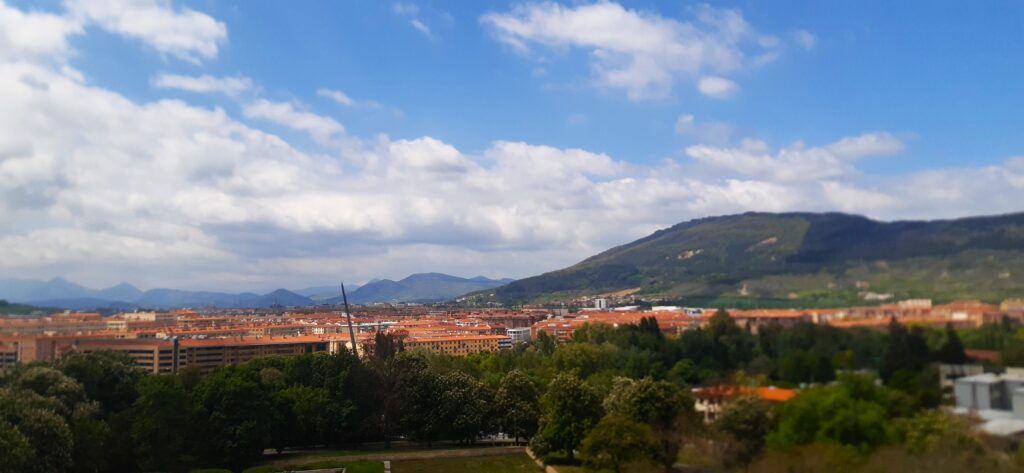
(487, 211, 1024, 305)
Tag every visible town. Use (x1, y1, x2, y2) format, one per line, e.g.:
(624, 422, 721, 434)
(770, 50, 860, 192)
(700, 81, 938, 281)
(4, 298, 1019, 374)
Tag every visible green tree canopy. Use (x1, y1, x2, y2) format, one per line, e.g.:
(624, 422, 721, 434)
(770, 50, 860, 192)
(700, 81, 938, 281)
(531, 373, 603, 460)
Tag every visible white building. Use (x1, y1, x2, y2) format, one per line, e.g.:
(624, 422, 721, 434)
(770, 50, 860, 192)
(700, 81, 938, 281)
(954, 370, 1024, 436)
(507, 327, 531, 345)
(594, 298, 608, 310)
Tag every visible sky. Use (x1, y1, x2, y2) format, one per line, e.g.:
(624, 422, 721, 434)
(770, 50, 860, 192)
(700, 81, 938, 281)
(1, 0, 1023, 292)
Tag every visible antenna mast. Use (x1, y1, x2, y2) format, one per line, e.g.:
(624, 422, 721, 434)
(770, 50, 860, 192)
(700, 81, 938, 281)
(341, 282, 358, 357)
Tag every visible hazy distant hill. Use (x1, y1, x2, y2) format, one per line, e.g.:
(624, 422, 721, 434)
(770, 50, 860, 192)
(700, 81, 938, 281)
(0, 278, 316, 310)
(334, 273, 514, 303)
(490, 212, 1024, 305)
(292, 284, 360, 302)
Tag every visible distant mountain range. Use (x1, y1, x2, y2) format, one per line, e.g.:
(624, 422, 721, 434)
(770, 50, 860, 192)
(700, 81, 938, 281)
(325, 273, 514, 304)
(0, 273, 511, 310)
(486, 212, 1024, 306)
(0, 278, 317, 310)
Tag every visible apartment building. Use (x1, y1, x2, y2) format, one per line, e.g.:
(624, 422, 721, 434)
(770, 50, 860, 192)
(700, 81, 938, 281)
(403, 335, 508, 356)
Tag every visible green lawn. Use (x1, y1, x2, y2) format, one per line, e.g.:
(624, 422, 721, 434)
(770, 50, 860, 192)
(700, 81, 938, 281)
(392, 454, 540, 473)
(242, 460, 383, 473)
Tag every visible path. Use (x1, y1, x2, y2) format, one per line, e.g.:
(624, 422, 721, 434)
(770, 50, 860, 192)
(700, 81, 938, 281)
(266, 445, 527, 467)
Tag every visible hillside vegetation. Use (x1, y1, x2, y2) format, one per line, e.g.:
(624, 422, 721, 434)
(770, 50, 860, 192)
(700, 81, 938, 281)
(492, 212, 1024, 304)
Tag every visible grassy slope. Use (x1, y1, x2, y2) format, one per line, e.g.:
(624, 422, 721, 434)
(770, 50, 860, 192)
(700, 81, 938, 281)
(491, 212, 1024, 304)
(392, 454, 539, 473)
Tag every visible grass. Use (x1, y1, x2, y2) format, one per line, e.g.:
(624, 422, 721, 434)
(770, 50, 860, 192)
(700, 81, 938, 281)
(392, 454, 540, 473)
(242, 460, 383, 473)
(264, 442, 512, 462)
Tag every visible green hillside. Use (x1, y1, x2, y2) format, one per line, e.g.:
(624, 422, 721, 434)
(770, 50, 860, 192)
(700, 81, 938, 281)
(491, 212, 1024, 305)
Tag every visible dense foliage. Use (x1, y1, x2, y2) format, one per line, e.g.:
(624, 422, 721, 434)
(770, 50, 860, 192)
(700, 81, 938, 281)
(0, 313, 1011, 472)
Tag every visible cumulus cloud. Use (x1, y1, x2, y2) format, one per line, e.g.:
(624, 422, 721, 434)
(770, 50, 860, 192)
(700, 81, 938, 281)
(242, 99, 345, 145)
(317, 88, 354, 106)
(65, 0, 227, 62)
(686, 132, 905, 182)
(152, 73, 253, 96)
(0, 0, 82, 61)
(481, 2, 779, 100)
(697, 75, 738, 98)
(675, 114, 736, 144)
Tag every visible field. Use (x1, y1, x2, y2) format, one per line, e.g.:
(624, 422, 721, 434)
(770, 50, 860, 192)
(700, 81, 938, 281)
(241, 460, 383, 473)
(391, 453, 540, 472)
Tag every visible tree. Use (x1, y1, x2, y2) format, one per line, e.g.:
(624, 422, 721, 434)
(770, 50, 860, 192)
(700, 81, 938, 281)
(880, 319, 930, 382)
(59, 351, 144, 414)
(580, 415, 657, 473)
(715, 396, 775, 465)
(496, 370, 540, 444)
(401, 369, 445, 446)
(534, 330, 557, 356)
(437, 371, 492, 444)
(130, 375, 191, 472)
(0, 387, 75, 473)
(531, 374, 603, 460)
(936, 324, 968, 365)
(767, 375, 898, 453)
(2, 367, 108, 473)
(369, 351, 429, 447)
(371, 331, 405, 361)
(603, 377, 692, 470)
(190, 368, 275, 469)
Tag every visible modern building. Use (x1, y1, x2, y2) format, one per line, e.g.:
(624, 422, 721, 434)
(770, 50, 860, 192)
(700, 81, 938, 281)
(402, 334, 508, 356)
(953, 370, 1024, 436)
(507, 327, 532, 345)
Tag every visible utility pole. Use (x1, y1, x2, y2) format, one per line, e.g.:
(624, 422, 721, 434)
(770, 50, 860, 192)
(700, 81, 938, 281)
(341, 282, 358, 357)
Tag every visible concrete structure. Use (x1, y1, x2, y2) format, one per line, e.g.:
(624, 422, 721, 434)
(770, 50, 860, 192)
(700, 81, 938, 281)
(594, 298, 608, 310)
(940, 364, 985, 388)
(507, 327, 532, 345)
(954, 370, 1024, 436)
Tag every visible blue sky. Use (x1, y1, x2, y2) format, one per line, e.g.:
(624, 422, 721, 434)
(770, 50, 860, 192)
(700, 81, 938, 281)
(1, 0, 1023, 291)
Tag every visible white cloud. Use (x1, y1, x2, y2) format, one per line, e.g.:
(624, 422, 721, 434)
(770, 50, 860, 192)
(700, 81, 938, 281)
(392, 2, 433, 37)
(65, 0, 226, 62)
(686, 132, 906, 182)
(242, 99, 345, 144)
(0, 0, 82, 61)
(410, 19, 432, 36)
(392, 2, 419, 16)
(697, 75, 738, 98)
(481, 2, 779, 100)
(317, 88, 354, 106)
(827, 132, 905, 159)
(152, 73, 252, 96)
(675, 114, 735, 144)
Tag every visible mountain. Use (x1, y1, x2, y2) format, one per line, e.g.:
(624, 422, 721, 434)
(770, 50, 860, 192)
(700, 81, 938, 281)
(0, 277, 95, 302)
(490, 212, 1024, 305)
(337, 273, 514, 303)
(95, 283, 144, 301)
(236, 289, 315, 308)
(292, 284, 360, 302)
(0, 278, 320, 310)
